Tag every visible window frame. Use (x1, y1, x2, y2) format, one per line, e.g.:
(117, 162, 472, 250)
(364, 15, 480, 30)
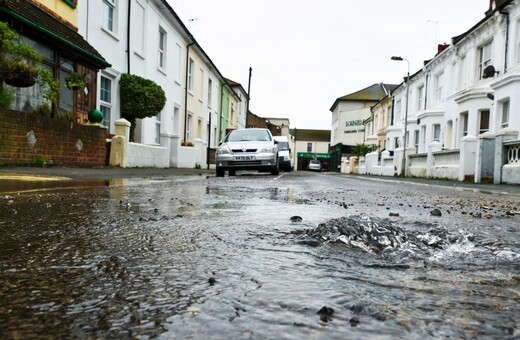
(417, 85, 425, 111)
(99, 74, 113, 130)
(158, 27, 166, 70)
(188, 58, 194, 92)
(478, 109, 490, 134)
(155, 112, 162, 144)
(102, 0, 116, 34)
(187, 114, 193, 142)
(207, 78, 212, 108)
(435, 72, 444, 101)
(478, 41, 492, 80)
(501, 100, 510, 129)
(433, 124, 441, 142)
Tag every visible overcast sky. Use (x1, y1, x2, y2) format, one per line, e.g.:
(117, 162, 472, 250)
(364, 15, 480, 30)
(169, 0, 489, 130)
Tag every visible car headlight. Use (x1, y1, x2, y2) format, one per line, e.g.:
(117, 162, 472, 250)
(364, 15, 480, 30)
(260, 146, 276, 153)
(283, 156, 290, 161)
(217, 146, 231, 155)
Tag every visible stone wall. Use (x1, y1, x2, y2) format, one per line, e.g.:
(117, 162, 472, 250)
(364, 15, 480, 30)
(0, 109, 107, 167)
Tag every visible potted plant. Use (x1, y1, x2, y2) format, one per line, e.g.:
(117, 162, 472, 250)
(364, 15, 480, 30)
(65, 72, 86, 90)
(0, 23, 42, 88)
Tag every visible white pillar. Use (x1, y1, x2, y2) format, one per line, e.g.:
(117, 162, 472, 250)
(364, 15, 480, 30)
(459, 135, 477, 181)
(109, 118, 131, 168)
(427, 141, 442, 178)
(493, 129, 519, 184)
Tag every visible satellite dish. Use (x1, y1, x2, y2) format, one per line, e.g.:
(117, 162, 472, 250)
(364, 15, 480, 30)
(483, 65, 497, 79)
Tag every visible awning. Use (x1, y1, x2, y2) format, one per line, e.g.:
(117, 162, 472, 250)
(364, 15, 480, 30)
(297, 152, 331, 159)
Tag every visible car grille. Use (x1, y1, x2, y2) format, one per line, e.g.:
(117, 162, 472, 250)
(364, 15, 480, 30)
(228, 160, 262, 166)
(231, 149, 257, 153)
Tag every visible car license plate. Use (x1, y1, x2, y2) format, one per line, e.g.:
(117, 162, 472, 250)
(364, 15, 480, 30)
(234, 155, 256, 161)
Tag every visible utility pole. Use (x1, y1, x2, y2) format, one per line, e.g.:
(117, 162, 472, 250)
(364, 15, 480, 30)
(246, 67, 252, 117)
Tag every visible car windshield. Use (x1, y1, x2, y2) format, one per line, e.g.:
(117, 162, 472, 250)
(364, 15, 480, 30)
(277, 142, 289, 151)
(310, 160, 319, 164)
(226, 130, 271, 142)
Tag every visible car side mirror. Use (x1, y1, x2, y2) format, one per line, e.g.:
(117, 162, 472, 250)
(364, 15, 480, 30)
(273, 140, 279, 144)
(218, 140, 223, 146)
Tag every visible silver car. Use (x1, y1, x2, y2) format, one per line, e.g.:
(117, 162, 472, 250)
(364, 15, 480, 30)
(216, 128, 279, 177)
(308, 159, 321, 171)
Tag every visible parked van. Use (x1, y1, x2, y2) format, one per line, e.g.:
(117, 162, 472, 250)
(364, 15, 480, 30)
(273, 136, 292, 172)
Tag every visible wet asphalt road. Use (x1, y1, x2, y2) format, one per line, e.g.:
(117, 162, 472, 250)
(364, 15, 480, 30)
(0, 170, 519, 338)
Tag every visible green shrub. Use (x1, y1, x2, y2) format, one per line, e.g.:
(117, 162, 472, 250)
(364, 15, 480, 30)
(119, 73, 166, 141)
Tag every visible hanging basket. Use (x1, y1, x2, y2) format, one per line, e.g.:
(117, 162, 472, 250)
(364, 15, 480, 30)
(2, 61, 39, 88)
(65, 72, 87, 90)
(4, 73, 36, 87)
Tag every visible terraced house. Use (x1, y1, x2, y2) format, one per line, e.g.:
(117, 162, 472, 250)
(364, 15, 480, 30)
(359, 0, 520, 184)
(78, 0, 246, 168)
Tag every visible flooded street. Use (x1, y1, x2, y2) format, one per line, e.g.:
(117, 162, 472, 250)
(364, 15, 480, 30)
(1, 171, 519, 338)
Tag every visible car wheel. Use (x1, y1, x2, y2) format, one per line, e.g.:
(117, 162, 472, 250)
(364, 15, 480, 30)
(229, 170, 236, 176)
(216, 168, 225, 177)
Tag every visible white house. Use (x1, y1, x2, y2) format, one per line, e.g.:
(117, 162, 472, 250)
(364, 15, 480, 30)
(78, 0, 228, 168)
(380, 0, 520, 183)
(330, 83, 397, 149)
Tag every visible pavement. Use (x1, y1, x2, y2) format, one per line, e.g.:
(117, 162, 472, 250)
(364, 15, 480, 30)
(0, 166, 519, 197)
(0, 166, 214, 180)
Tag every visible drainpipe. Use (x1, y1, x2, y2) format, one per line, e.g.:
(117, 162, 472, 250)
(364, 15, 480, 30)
(85, 0, 89, 41)
(218, 83, 224, 143)
(184, 40, 195, 141)
(246, 67, 252, 115)
(424, 73, 429, 111)
(391, 97, 395, 126)
(126, 0, 131, 73)
(500, 8, 510, 74)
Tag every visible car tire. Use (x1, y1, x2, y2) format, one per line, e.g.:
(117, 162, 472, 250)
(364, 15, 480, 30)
(216, 168, 225, 177)
(229, 170, 236, 176)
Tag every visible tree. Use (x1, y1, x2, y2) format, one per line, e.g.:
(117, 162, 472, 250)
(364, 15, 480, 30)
(119, 73, 166, 141)
(351, 143, 377, 157)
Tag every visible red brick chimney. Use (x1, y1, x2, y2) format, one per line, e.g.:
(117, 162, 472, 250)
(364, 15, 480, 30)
(437, 43, 449, 55)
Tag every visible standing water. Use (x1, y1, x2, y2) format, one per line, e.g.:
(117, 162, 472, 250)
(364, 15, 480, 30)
(0, 173, 519, 338)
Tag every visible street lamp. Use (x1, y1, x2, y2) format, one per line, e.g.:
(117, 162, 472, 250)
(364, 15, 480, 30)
(391, 56, 410, 177)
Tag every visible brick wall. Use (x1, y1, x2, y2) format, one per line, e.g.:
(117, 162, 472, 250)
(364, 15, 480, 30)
(0, 109, 108, 167)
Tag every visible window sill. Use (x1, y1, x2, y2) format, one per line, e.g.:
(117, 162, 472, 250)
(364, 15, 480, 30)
(102, 27, 119, 41)
(134, 51, 145, 60)
(158, 67, 167, 76)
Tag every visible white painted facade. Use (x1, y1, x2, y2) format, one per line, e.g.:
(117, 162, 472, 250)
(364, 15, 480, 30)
(381, 0, 520, 183)
(331, 102, 370, 147)
(78, 0, 225, 167)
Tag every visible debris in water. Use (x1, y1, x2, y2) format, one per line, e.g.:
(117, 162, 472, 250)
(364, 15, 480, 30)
(290, 216, 303, 222)
(317, 306, 334, 322)
(304, 215, 409, 253)
(430, 209, 442, 217)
